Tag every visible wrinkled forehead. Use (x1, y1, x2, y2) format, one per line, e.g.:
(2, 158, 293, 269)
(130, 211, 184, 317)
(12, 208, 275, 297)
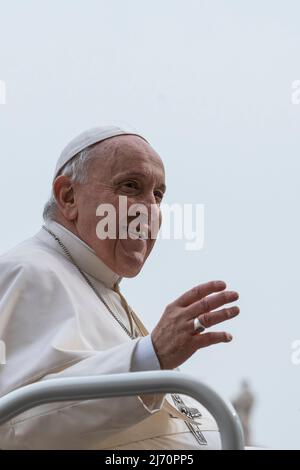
(92, 135, 165, 181)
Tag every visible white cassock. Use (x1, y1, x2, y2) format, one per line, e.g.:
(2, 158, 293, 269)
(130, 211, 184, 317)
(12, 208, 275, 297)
(0, 220, 221, 450)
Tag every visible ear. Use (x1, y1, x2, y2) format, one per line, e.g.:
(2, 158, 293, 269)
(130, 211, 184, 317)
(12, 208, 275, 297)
(53, 175, 78, 221)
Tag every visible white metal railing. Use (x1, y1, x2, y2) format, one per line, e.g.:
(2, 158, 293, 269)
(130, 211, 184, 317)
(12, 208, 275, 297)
(0, 370, 244, 449)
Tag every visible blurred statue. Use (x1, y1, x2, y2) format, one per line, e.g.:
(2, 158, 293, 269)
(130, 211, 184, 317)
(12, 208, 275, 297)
(232, 380, 255, 446)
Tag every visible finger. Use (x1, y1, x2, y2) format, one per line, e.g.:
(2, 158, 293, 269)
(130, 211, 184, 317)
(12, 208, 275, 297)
(192, 331, 233, 349)
(174, 280, 226, 308)
(185, 290, 239, 319)
(191, 306, 239, 330)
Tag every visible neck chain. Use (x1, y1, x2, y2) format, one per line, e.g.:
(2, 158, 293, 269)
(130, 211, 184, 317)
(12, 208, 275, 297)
(42, 225, 208, 447)
(42, 225, 137, 340)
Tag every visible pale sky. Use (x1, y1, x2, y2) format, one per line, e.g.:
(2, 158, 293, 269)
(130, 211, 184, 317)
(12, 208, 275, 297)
(1, 0, 300, 449)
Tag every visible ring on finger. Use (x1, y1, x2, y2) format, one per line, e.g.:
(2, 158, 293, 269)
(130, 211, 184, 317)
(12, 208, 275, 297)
(193, 316, 206, 334)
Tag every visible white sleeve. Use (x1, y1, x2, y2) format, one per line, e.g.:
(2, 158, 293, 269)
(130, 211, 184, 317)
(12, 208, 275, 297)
(1, 340, 166, 449)
(131, 334, 161, 372)
(0, 260, 165, 450)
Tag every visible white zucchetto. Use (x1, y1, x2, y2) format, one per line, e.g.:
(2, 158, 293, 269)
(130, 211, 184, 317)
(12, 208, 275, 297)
(54, 125, 148, 179)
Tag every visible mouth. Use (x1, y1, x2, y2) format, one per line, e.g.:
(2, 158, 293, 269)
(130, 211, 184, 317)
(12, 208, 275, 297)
(120, 224, 149, 240)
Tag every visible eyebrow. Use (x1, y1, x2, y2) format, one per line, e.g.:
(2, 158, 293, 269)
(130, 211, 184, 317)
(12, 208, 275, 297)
(114, 171, 167, 192)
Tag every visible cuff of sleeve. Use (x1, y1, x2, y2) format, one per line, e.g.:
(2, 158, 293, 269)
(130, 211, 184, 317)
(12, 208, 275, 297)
(131, 335, 161, 372)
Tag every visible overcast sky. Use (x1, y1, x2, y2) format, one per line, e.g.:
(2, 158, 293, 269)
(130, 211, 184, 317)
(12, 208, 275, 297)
(1, 0, 300, 449)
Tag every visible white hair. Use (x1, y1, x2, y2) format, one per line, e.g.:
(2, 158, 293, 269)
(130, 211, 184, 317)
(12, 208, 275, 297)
(42, 145, 97, 221)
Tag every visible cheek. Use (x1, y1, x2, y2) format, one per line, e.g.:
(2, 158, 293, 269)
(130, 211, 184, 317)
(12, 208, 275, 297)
(146, 237, 156, 255)
(78, 202, 96, 230)
(93, 236, 117, 260)
(152, 205, 162, 225)
(80, 192, 105, 223)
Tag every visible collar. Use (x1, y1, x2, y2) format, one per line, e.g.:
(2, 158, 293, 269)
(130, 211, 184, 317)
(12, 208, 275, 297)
(35, 219, 122, 289)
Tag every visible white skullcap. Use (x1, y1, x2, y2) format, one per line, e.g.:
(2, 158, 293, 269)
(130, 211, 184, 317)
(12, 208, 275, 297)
(54, 125, 148, 179)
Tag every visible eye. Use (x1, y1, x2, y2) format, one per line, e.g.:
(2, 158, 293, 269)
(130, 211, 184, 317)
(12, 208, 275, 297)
(154, 191, 164, 203)
(121, 180, 139, 190)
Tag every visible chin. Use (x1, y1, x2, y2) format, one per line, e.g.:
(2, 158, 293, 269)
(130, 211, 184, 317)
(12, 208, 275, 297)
(114, 248, 148, 277)
(117, 262, 144, 278)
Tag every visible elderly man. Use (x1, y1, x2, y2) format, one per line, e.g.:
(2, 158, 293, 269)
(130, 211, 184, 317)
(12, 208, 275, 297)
(0, 126, 239, 449)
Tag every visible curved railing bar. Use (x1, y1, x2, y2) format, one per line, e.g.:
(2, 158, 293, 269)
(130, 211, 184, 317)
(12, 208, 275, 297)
(0, 370, 244, 449)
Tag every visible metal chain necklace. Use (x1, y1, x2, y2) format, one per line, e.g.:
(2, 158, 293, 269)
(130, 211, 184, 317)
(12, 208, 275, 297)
(42, 226, 137, 339)
(42, 225, 207, 447)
